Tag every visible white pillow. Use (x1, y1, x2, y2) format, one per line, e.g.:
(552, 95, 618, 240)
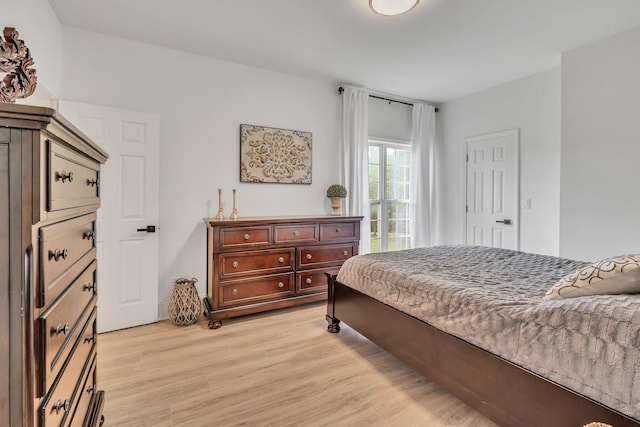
(544, 254, 640, 300)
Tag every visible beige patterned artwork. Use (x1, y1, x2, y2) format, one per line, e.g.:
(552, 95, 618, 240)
(240, 124, 312, 184)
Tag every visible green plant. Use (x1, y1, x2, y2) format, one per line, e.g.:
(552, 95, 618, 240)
(326, 184, 347, 198)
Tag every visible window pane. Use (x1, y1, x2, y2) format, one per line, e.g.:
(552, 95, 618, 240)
(369, 145, 380, 164)
(370, 203, 379, 221)
(368, 164, 379, 200)
(369, 142, 412, 252)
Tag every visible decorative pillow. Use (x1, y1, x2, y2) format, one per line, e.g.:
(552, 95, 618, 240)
(544, 254, 640, 300)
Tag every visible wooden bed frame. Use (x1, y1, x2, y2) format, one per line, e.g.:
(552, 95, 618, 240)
(326, 275, 640, 427)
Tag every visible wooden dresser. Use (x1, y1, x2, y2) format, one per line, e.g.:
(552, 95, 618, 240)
(203, 215, 362, 329)
(0, 104, 108, 427)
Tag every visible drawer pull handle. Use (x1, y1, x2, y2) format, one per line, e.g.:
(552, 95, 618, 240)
(86, 385, 96, 394)
(343, 250, 349, 256)
(306, 254, 312, 260)
(84, 334, 96, 344)
(83, 230, 95, 240)
(52, 399, 70, 413)
(306, 277, 312, 284)
(293, 230, 299, 237)
(278, 257, 284, 263)
(277, 282, 285, 288)
(232, 261, 239, 268)
(243, 233, 250, 240)
(55, 170, 74, 183)
(83, 282, 97, 293)
(231, 288, 238, 296)
(87, 178, 99, 187)
(53, 323, 70, 336)
(49, 248, 68, 262)
(335, 228, 340, 233)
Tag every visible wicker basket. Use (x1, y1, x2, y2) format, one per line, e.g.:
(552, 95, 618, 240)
(168, 277, 201, 326)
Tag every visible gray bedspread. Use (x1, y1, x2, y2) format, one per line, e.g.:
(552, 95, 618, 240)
(336, 245, 640, 420)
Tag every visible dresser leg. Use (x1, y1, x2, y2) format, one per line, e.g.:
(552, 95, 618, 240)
(326, 315, 340, 333)
(208, 319, 223, 329)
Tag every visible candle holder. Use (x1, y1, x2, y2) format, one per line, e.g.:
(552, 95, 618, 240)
(230, 189, 239, 220)
(214, 189, 225, 220)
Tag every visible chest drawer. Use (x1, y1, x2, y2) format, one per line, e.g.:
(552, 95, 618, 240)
(69, 354, 97, 427)
(40, 213, 96, 305)
(296, 267, 341, 295)
(219, 273, 294, 307)
(218, 248, 294, 279)
(319, 222, 359, 242)
(298, 244, 355, 269)
(274, 224, 318, 244)
(48, 140, 101, 213)
(219, 226, 271, 249)
(38, 261, 97, 395)
(38, 309, 97, 427)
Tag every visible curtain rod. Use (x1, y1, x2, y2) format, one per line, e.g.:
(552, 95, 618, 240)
(337, 86, 438, 112)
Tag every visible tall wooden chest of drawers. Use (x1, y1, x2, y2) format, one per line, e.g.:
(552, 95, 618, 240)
(0, 104, 108, 427)
(203, 216, 363, 329)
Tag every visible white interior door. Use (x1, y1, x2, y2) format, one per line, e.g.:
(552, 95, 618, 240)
(465, 129, 519, 249)
(59, 101, 160, 332)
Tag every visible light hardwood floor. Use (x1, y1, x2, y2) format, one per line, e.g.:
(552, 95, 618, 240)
(98, 303, 496, 427)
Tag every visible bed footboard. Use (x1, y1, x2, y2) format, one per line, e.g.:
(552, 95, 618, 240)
(325, 274, 640, 427)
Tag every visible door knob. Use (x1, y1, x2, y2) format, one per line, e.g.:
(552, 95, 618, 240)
(136, 225, 156, 232)
(495, 219, 512, 225)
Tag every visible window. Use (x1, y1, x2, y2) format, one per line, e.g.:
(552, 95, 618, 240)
(369, 140, 411, 253)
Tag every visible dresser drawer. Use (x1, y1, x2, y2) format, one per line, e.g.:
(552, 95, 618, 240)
(38, 261, 97, 395)
(218, 248, 294, 279)
(48, 140, 101, 212)
(69, 354, 97, 427)
(219, 273, 294, 307)
(298, 244, 355, 269)
(40, 249, 95, 310)
(274, 224, 318, 244)
(319, 221, 359, 242)
(38, 309, 97, 427)
(219, 226, 271, 249)
(296, 267, 340, 295)
(40, 213, 96, 306)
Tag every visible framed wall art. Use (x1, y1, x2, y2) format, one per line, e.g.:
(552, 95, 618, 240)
(240, 124, 312, 184)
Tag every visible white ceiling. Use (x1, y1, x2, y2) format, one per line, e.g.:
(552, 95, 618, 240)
(49, 0, 640, 103)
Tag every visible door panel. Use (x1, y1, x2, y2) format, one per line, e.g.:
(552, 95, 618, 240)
(465, 129, 519, 250)
(59, 101, 160, 332)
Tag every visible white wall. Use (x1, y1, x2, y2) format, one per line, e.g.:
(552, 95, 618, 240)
(438, 68, 561, 256)
(368, 97, 412, 141)
(60, 27, 342, 316)
(3, 0, 62, 99)
(560, 26, 640, 261)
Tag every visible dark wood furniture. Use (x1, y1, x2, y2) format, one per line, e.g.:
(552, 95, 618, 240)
(0, 103, 108, 427)
(204, 215, 362, 329)
(326, 275, 640, 427)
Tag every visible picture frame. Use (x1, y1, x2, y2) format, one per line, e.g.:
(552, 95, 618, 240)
(240, 124, 312, 184)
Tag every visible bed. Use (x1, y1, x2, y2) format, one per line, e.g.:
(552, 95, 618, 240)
(325, 245, 640, 427)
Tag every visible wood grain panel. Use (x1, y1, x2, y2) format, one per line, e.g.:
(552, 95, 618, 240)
(0, 140, 9, 427)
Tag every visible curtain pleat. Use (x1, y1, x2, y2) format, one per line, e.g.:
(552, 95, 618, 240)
(410, 103, 437, 248)
(341, 87, 371, 254)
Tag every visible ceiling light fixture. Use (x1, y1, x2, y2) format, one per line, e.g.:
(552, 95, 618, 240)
(369, 0, 420, 16)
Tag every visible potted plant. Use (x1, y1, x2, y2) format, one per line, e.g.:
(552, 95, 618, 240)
(326, 184, 347, 216)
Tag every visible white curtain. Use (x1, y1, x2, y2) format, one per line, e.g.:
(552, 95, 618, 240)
(340, 86, 371, 253)
(410, 103, 437, 248)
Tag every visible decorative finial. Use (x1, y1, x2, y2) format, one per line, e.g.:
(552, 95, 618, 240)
(214, 189, 224, 220)
(230, 189, 238, 220)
